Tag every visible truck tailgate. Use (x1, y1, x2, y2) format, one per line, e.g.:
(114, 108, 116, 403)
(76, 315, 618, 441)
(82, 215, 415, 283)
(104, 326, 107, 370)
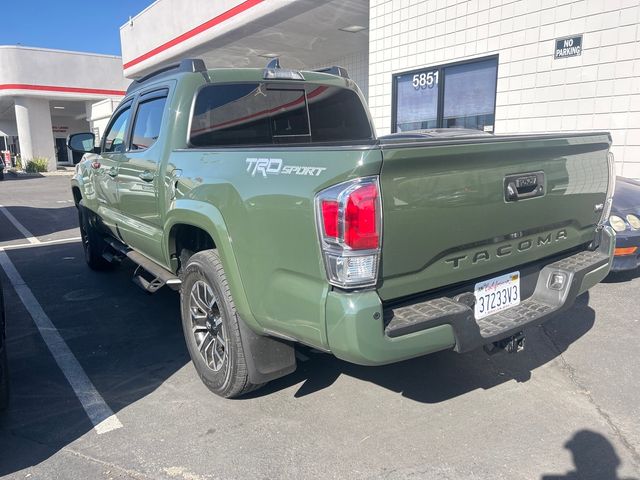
(378, 132, 611, 301)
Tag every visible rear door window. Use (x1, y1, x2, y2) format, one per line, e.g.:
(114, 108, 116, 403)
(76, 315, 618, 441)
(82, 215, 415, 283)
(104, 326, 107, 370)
(189, 83, 372, 147)
(130, 93, 168, 151)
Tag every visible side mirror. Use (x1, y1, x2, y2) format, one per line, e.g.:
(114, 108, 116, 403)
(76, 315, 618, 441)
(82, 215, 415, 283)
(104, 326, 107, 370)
(67, 132, 97, 154)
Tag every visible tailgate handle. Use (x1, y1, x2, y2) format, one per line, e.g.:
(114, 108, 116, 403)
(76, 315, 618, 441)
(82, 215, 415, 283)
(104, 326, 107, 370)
(504, 172, 545, 202)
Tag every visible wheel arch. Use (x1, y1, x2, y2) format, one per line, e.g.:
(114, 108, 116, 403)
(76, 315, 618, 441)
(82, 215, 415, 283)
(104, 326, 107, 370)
(168, 223, 216, 268)
(70, 173, 96, 211)
(164, 200, 260, 331)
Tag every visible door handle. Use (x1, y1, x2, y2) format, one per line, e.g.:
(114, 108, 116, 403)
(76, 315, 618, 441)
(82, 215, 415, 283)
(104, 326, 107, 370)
(107, 167, 118, 177)
(138, 170, 155, 182)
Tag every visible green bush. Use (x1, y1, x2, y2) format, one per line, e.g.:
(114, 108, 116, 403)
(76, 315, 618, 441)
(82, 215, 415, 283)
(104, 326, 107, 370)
(25, 157, 49, 173)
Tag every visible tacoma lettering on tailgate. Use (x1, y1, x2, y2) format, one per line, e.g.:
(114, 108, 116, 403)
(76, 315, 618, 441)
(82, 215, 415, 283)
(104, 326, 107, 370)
(445, 229, 568, 269)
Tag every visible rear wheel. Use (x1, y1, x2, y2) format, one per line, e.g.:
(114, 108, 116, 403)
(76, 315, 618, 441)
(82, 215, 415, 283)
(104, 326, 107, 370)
(78, 205, 112, 271)
(180, 250, 263, 398)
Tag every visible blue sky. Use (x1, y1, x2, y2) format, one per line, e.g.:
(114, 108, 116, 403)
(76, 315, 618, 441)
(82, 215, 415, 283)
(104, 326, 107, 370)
(1, 1, 153, 55)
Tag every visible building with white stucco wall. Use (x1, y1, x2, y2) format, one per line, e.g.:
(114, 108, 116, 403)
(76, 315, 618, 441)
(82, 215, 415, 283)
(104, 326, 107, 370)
(0, 46, 128, 171)
(118, 0, 640, 179)
(368, 0, 640, 178)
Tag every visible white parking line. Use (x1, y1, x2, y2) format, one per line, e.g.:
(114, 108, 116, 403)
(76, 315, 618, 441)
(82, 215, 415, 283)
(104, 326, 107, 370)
(0, 205, 40, 244)
(0, 250, 123, 434)
(0, 236, 81, 251)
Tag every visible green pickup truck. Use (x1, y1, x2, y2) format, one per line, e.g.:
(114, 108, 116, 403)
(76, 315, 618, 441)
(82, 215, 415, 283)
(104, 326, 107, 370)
(69, 59, 616, 398)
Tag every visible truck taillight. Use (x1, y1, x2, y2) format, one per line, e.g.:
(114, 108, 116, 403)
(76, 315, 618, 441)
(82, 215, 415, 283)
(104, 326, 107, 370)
(345, 183, 379, 249)
(316, 177, 382, 288)
(321, 200, 339, 238)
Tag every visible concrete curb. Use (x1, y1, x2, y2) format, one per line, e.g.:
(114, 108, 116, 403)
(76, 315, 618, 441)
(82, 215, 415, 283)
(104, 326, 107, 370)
(7, 169, 74, 178)
(42, 171, 75, 177)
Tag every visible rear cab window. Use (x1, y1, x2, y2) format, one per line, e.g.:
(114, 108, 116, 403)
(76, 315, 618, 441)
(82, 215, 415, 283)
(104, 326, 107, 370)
(189, 83, 373, 147)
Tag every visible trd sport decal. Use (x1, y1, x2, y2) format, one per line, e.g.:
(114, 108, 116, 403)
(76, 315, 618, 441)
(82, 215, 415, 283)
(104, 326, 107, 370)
(246, 158, 326, 177)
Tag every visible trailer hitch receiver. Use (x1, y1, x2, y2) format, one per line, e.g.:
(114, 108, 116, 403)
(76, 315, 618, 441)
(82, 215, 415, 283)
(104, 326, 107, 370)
(484, 331, 526, 355)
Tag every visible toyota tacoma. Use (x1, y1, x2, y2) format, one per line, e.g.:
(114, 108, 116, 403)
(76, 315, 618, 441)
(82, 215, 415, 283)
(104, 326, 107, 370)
(68, 59, 616, 398)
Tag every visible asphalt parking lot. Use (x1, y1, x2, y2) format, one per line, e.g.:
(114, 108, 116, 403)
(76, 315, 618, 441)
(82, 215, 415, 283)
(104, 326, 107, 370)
(0, 174, 639, 480)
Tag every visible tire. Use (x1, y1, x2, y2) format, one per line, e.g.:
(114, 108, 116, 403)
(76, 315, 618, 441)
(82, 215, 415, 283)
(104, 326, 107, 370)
(0, 169, 4, 181)
(78, 205, 112, 271)
(0, 347, 8, 411)
(180, 250, 263, 398)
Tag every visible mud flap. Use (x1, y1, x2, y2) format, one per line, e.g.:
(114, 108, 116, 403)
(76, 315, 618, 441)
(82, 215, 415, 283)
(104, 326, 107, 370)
(237, 316, 297, 384)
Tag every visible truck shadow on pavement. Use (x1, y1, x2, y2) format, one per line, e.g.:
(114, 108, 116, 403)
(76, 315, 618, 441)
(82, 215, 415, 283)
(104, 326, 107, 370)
(0, 206, 78, 243)
(0, 241, 598, 477)
(603, 269, 640, 284)
(252, 292, 596, 403)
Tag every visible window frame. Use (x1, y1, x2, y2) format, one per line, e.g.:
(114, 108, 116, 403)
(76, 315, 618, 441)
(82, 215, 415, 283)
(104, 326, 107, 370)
(100, 99, 134, 154)
(186, 81, 375, 148)
(128, 87, 170, 153)
(269, 87, 312, 142)
(391, 54, 499, 134)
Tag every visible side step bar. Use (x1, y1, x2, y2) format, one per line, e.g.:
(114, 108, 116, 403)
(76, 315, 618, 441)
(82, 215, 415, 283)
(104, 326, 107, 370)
(103, 237, 181, 293)
(128, 250, 182, 293)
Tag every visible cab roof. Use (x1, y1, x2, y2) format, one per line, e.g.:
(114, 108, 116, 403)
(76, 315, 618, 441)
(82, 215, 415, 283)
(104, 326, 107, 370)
(126, 58, 353, 95)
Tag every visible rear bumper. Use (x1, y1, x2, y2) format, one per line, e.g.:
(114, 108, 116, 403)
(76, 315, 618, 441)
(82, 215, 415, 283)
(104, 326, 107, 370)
(325, 227, 614, 366)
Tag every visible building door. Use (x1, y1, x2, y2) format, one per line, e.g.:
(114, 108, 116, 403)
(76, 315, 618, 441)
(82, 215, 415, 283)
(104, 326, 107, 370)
(55, 138, 69, 164)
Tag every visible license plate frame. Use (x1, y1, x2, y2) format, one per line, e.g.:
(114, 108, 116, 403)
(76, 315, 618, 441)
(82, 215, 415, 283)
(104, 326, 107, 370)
(474, 271, 521, 320)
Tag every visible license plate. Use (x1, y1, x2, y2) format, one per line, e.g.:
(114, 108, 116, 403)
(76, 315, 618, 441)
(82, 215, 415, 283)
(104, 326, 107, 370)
(474, 271, 520, 320)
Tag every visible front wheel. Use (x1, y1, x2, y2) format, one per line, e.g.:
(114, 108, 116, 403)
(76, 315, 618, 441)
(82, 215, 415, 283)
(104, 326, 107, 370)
(78, 205, 112, 271)
(180, 250, 263, 398)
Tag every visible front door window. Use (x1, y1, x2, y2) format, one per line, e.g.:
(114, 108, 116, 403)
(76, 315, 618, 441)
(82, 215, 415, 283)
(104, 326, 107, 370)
(103, 107, 132, 153)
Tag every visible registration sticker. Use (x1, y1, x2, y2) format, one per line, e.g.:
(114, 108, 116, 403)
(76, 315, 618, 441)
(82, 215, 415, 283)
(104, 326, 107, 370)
(474, 271, 520, 320)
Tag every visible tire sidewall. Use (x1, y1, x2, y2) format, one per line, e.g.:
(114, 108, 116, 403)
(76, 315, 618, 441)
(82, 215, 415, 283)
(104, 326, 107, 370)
(78, 207, 92, 264)
(180, 256, 238, 395)
(78, 205, 111, 270)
